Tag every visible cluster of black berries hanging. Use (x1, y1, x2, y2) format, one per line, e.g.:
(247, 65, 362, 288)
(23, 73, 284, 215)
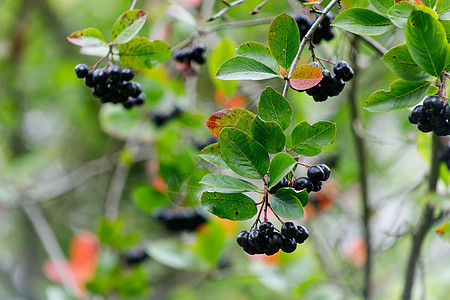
(293, 61, 353, 102)
(438, 145, 450, 170)
(292, 13, 334, 44)
(236, 221, 309, 255)
(408, 95, 450, 136)
(152, 107, 182, 127)
(174, 44, 206, 65)
(74, 64, 145, 109)
(154, 208, 208, 232)
(269, 164, 331, 194)
(120, 249, 150, 266)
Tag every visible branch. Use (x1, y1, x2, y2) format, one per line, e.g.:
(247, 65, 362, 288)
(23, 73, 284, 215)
(355, 34, 387, 56)
(130, 0, 138, 10)
(348, 36, 373, 300)
(23, 204, 81, 296)
(206, 17, 274, 33)
(207, 0, 247, 22)
(282, 0, 341, 97)
(251, 0, 271, 15)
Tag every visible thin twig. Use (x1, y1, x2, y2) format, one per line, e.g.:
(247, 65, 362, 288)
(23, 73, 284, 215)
(206, 17, 274, 33)
(355, 34, 387, 56)
(207, 0, 246, 22)
(251, 0, 270, 15)
(282, 0, 340, 97)
(23, 204, 81, 296)
(130, 0, 138, 10)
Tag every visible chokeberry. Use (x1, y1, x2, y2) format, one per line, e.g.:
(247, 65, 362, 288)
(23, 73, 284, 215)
(248, 229, 266, 248)
(84, 71, 94, 87)
(237, 230, 251, 248)
(409, 105, 426, 124)
(74, 64, 89, 78)
(295, 225, 309, 244)
(121, 68, 134, 81)
(333, 61, 354, 82)
(307, 165, 326, 182)
(443, 104, 450, 119)
(108, 65, 122, 81)
(318, 164, 331, 181)
(93, 68, 108, 84)
(266, 232, 283, 252)
(121, 250, 149, 266)
(312, 181, 322, 192)
(423, 95, 443, 115)
(259, 221, 274, 235)
(293, 177, 313, 193)
(281, 237, 297, 253)
(281, 222, 298, 239)
(418, 121, 433, 133)
(269, 177, 289, 194)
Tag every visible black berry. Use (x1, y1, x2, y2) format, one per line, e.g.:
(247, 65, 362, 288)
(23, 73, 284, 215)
(74, 64, 89, 78)
(93, 68, 108, 84)
(259, 221, 274, 235)
(281, 222, 298, 239)
(295, 225, 309, 244)
(269, 177, 289, 194)
(293, 177, 313, 193)
(318, 164, 331, 181)
(307, 165, 325, 182)
(333, 61, 354, 82)
(121, 68, 134, 81)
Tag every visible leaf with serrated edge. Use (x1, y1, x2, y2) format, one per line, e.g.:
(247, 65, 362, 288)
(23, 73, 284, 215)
(206, 108, 255, 138)
(215, 57, 280, 80)
(267, 12, 300, 69)
(200, 174, 259, 193)
(251, 117, 285, 154)
(268, 153, 296, 189)
(219, 128, 269, 179)
(364, 79, 431, 112)
(235, 42, 279, 72)
(118, 37, 171, 70)
(291, 121, 336, 157)
(332, 8, 394, 36)
(382, 44, 430, 81)
(67, 28, 107, 47)
(405, 11, 448, 77)
(201, 191, 257, 221)
(112, 10, 148, 45)
(270, 189, 304, 219)
(198, 143, 228, 168)
(289, 64, 323, 91)
(258, 87, 292, 131)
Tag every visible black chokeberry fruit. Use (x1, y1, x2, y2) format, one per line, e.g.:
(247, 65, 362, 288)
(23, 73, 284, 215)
(318, 164, 331, 181)
(93, 69, 108, 84)
(295, 225, 309, 244)
(312, 181, 322, 192)
(121, 249, 149, 266)
(321, 69, 333, 85)
(313, 90, 328, 102)
(107, 65, 122, 81)
(266, 232, 283, 252)
(309, 61, 321, 68)
(84, 71, 94, 87)
(293, 177, 313, 193)
(333, 61, 354, 82)
(418, 121, 433, 133)
(130, 82, 142, 97)
(409, 105, 427, 124)
(281, 222, 298, 239)
(237, 230, 251, 248)
(134, 94, 146, 106)
(121, 68, 134, 81)
(74, 64, 89, 78)
(328, 76, 345, 97)
(248, 229, 266, 248)
(269, 177, 289, 194)
(307, 165, 325, 182)
(259, 221, 274, 235)
(281, 237, 297, 253)
(434, 124, 450, 136)
(443, 104, 450, 119)
(423, 95, 443, 115)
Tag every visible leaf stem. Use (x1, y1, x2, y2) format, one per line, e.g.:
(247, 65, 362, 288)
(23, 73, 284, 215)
(130, 0, 138, 10)
(251, 0, 271, 15)
(282, 0, 341, 97)
(207, 0, 247, 22)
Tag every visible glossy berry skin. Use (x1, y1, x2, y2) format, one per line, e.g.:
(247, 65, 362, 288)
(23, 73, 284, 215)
(84, 71, 95, 87)
(295, 225, 309, 244)
(293, 177, 313, 193)
(321, 70, 333, 85)
(74, 64, 89, 78)
(248, 229, 266, 248)
(423, 95, 443, 115)
(318, 164, 331, 181)
(121, 68, 134, 81)
(281, 222, 298, 239)
(312, 181, 322, 192)
(307, 165, 325, 182)
(418, 121, 433, 133)
(266, 232, 283, 251)
(259, 221, 274, 235)
(281, 237, 297, 253)
(269, 177, 289, 194)
(409, 105, 427, 124)
(333, 61, 354, 82)
(121, 250, 149, 266)
(443, 104, 450, 119)
(237, 230, 251, 248)
(93, 69, 108, 84)
(309, 61, 320, 68)
(107, 65, 122, 81)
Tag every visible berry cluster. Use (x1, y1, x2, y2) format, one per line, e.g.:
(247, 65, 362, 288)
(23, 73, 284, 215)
(269, 164, 331, 194)
(152, 107, 182, 127)
(74, 64, 145, 109)
(154, 208, 208, 232)
(408, 95, 450, 136)
(292, 13, 335, 44)
(236, 221, 309, 255)
(174, 44, 206, 65)
(438, 145, 450, 170)
(294, 61, 353, 102)
(120, 249, 149, 266)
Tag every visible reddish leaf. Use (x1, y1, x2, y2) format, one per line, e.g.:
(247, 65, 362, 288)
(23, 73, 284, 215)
(289, 64, 323, 91)
(206, 108, 254, 138)
(67, 28, 107, 48)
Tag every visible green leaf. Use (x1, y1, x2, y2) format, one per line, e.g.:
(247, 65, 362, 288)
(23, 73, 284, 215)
(268, 153, 296, 189)
(147, 240, 205, 270)
(165, 5, 196, 27)
(98, 219, 140, 250)
(405, 10, 448, 77)
(437, 0, 450, 15)
(208, 38, 237, 95)
(132, 184, 170, 214)
(364, 79, 431, 112)
(215, 57, 280, 80)
(219, 128, 270, 179)
(289, 64, 323, 91)
(435, 222, 450, 244)
(441, 20, 450, 42)
(234, 114, 255, 136)
(291, 121, 336, 157)
(198, 143, 228, 168)
(267, 12, 300, 69)
(250, 117, 285, 154)
(387, 2, 415, 29)
(270, 189, 305, 219)
(235, 42, 279, 72)
(201, 191, 257, 220)
(111, 9, 148, 45)
(422, 0, 437, 9)
(118, 37, 171, 71)
(382, 45, 430, 81)
(258, 87, 292, 131)
(66, 28, 107, 47)
(369, 0, 395, 14)
(206, 108, 255, 138)
(200, 174, 259, 193)
(332, 8, 394, 36)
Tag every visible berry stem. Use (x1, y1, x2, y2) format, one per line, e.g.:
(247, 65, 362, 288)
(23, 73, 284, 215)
(316, 57, 335, 65)
(297, 162, 311, 168)
(267, 203, 284, 224)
